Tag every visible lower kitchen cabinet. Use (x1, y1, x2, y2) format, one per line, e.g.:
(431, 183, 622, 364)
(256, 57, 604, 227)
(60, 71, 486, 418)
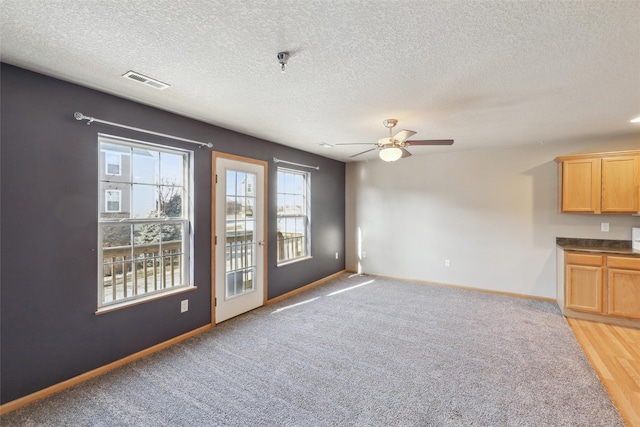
(607, 256, 640, 319)
(565, 253, 604, 313)
(565, 252, 640, 324)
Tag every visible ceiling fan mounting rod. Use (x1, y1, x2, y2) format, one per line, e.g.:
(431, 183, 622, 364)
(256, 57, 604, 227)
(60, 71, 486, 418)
(383, 118, 398, 142)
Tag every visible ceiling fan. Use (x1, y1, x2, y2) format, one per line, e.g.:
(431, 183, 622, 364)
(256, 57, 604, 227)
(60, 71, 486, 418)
(336, 119, 454, 162)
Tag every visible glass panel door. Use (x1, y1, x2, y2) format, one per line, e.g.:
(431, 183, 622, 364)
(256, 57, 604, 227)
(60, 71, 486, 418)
(225, 169, 257, 298)
(214, 155, 266, 323)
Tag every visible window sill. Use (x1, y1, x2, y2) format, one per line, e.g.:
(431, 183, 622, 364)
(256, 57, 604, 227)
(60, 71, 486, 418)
(95, 286, 197, 315)
(277, 256, 313, 268)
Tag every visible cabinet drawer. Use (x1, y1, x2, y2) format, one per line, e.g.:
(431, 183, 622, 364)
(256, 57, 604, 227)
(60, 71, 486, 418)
(566, 253, 604, 267)
(607, 256, 640, 270)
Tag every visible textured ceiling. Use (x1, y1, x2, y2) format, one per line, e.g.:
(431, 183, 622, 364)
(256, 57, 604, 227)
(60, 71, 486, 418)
(1, 0, 639, 161)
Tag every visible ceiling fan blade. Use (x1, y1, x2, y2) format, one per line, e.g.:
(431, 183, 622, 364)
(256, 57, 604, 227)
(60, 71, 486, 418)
(400, 148, 412, 158)
(349, 148, 377, 158)
(334, 143, 377, 146)
(393, 129, 416, 143)
(406, 139, 454, 146)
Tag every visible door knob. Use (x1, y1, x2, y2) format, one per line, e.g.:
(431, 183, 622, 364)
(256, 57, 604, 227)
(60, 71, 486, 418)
(258, 241, 265, 246)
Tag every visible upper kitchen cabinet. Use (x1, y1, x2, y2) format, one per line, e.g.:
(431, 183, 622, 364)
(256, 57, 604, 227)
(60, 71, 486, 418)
(560, 158, 601, 213)
(556, 150, 640, 214)
(602, 156, 639, 213)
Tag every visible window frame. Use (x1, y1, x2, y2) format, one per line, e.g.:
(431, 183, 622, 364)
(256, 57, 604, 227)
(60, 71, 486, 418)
(276, 167, 311, 266)
(97, 134, 194, 311)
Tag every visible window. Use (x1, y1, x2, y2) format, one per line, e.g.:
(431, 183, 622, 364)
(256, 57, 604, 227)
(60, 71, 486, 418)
(277, 168, 310, 264)
(105, 189, 121, 212)
(98, 136, 192, 308)
(105, 151, 122, 175)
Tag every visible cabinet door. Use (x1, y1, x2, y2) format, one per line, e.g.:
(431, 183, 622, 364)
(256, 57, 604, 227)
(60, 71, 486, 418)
(601, 156, 639, 213)
(608, 268, 640, 319)
(566, 264, 604, 313)
(561, 159, 601, 213)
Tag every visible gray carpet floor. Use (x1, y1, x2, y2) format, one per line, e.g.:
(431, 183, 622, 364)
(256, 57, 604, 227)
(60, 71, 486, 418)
(2, 273, 624, 426)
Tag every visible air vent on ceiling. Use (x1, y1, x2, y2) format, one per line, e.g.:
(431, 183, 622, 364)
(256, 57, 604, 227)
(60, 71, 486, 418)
(122, 71, 170, 90)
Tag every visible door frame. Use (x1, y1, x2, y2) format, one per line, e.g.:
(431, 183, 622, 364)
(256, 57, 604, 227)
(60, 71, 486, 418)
(211, 151, 269, 325)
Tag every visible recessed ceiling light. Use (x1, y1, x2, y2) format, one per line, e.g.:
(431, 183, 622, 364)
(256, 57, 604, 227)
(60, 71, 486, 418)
(630, 116, 640, 123)
(318, 143, 333, 148)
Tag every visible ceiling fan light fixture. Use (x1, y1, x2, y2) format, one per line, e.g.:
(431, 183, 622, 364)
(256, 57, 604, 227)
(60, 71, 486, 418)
(379, 146, 403, 162)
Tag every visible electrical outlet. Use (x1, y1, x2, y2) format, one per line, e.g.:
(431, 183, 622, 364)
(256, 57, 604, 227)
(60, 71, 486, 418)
(445, 259, 451, 267)
(180, 299, 188, 313)
(335, 252, 339, 259)
(362, 251, 367, 258)
(601, 223, 610, 232)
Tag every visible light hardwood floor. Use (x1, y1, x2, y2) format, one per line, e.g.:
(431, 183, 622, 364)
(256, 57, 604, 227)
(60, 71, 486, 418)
(567, 318, 640, 427)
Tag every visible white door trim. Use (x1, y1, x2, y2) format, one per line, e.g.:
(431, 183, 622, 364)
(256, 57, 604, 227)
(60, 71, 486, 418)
(212, 152, 268, 324)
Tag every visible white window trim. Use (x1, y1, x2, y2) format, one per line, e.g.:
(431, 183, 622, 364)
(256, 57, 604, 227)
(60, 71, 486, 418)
(98, 134, 194, 309)
(276, 167, 311, 266)
(105, 189, 121, 212)
(96, 285, 197, 315)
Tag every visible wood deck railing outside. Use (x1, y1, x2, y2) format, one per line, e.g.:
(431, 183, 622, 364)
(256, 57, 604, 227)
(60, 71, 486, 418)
(102, 232, 305, 304)
(102, 240, 183, 304)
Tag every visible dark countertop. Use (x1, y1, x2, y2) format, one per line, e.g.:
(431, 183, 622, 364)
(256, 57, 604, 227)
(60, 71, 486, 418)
(556, 237, 640, 256)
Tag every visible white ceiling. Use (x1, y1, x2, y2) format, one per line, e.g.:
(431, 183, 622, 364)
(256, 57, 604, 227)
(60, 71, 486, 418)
(1, 0, 639, 162)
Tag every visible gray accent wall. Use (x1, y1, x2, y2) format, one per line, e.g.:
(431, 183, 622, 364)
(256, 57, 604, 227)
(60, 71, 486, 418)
(0, 64, 345, 404)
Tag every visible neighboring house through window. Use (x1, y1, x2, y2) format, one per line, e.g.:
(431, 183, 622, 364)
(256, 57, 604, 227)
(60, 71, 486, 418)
(105, 151, 122, 175)
(276, 168, 310, 264)
(98, 135, 193, 308)
(105, 189, 121, 212)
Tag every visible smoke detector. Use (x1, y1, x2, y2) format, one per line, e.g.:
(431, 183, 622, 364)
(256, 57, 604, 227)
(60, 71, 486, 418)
(122, 71, 170, 90)
(277, 52, 289, 72)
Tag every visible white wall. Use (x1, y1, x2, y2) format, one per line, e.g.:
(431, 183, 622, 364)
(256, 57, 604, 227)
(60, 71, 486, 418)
(345, 135, 640, 299)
